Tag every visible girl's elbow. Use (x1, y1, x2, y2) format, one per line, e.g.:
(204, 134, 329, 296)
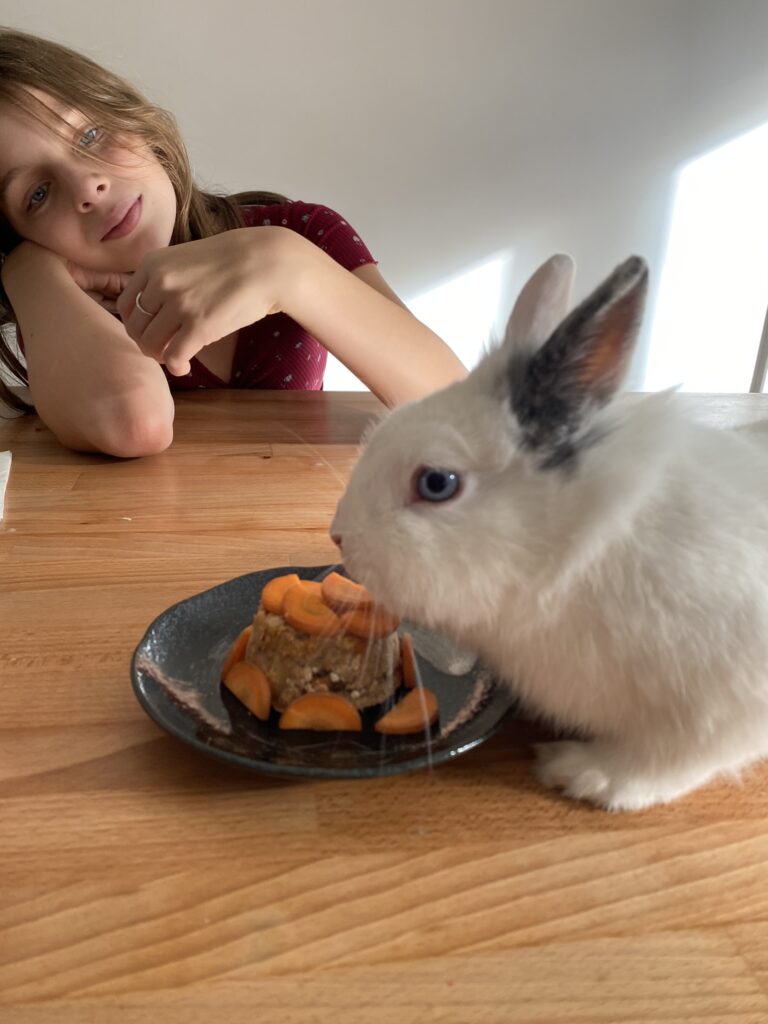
(55, 410, 174, 458)
(102, 411, 174, 458)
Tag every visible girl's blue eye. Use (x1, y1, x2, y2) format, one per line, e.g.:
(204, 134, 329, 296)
(28, 184, 49, 210)
(415, 467, 461, 502)
(79, 126, 101, 148)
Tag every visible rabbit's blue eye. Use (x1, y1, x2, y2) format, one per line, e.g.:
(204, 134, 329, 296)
(415, 467, 461, 502)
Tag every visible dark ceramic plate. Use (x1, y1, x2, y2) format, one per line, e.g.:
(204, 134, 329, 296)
(131, 565, 515, 779)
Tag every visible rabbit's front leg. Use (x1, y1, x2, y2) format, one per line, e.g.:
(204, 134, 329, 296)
(533, 737, 734, 812)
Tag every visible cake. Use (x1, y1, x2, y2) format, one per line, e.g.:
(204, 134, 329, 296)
(220, 571, 437, 734)
(244, 572, 402, 712)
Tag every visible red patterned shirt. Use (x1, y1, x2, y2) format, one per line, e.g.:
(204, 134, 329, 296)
(16, 199, 377, 391)
(167, 200, 376, 391)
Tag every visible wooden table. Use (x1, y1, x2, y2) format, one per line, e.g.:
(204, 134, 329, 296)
(2, 390, 768, 1023)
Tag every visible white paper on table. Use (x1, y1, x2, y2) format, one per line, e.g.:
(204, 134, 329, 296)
(0, 451, 11, 520)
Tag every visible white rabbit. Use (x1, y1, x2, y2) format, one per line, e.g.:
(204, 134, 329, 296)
(331, 254, 768, 811)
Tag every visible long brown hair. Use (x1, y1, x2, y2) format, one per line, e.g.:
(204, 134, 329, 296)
(0, 28, 285, 414)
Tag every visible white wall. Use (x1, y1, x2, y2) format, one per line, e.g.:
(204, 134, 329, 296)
(2, 0, 768, 389)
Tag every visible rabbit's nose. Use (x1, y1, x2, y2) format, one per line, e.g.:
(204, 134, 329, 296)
(331, 533, 343, 549)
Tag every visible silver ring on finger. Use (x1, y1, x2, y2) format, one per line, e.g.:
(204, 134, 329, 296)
(135, 290, 156, 317)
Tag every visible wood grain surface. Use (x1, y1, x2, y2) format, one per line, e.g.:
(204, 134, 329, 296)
(2, 390, 768, 1024)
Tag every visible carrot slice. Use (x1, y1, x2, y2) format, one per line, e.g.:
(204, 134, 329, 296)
(279, 693, 362, 731)
(261, 573, 302, 615)
(221, 624, 253, 679)
(298, 580, 323, 599)
(400, 632, 418, 689)
(283, 582, 342, 636)
(223, 661, 271, 721)
(374, 687, 439, 735)
(339, 605, 400, 639)
(321, 571, 374, 613)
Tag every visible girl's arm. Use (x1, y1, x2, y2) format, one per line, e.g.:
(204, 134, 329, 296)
(119, 227, 467, 407)
(296, 251, 468, 406)
(2, 242, 174, 457)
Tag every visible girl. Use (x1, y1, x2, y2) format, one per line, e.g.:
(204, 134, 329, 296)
(0, 28, 467, 457)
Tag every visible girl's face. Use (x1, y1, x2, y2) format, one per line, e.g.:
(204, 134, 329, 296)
(0, 90, 177, 272)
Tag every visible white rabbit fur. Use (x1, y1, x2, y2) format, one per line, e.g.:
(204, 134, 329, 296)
(331, 254, 768, 811)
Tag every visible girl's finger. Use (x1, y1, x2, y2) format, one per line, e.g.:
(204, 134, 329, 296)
(164, 353, 192, 377)
(130, 306, 182, 362)
(116, 274, 148, 322)
(103, 272, 133, 299)
(122, 292, 164, 345)
(159, 324, 203, 377)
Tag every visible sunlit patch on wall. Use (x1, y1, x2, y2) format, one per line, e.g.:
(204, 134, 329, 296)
(644, 121, 768, 392)
(407, 252, 512, 370)
(323, 252, 512, 392)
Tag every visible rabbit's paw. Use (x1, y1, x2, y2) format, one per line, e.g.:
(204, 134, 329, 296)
(533, 740, 673, 811)
(534, 741, 611, 804)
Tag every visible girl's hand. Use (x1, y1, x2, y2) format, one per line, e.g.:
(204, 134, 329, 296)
(2, 243, 130, 315)
(116, 229, 287, 376)
(65, 262, 132, 315)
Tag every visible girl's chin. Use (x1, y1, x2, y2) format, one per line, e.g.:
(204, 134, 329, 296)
(117, 232, 173, 270)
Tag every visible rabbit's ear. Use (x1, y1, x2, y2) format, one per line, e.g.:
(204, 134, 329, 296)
(503, 254, 576, 352)
(510, 256, 648, 464)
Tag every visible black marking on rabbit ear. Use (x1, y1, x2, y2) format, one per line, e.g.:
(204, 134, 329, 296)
(510, 256, 648, 466)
